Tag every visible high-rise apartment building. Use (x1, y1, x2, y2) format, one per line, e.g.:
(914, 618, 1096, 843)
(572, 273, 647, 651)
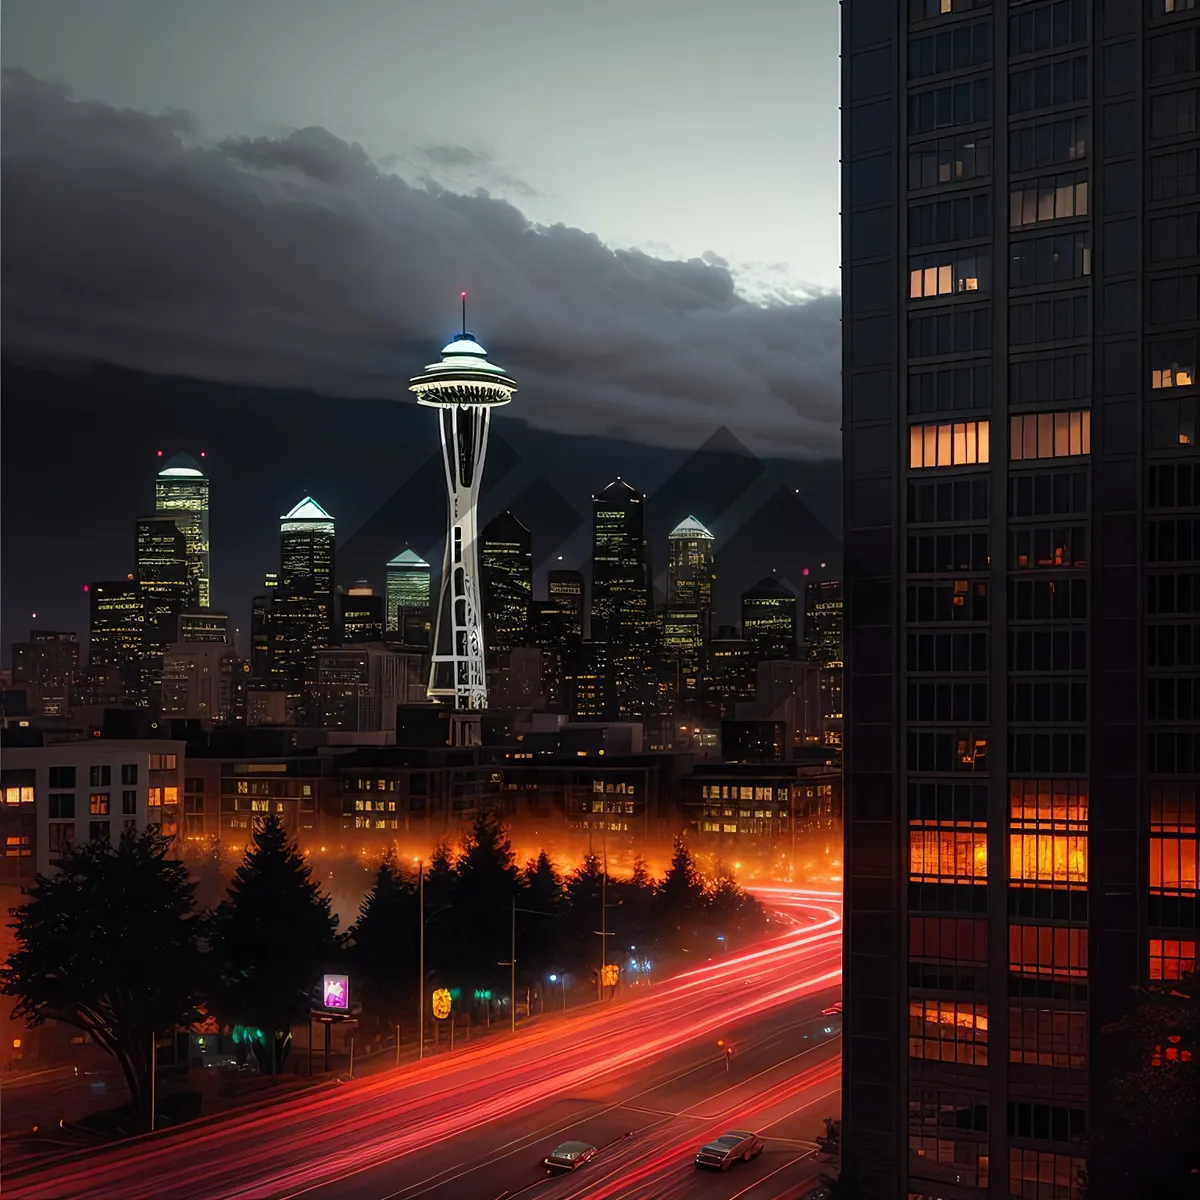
(481, 511, 533, 657)
(841, 2, 1199, 1195)
(155, 452, 210, 608)
(385, 549, 432, 633)
(805, 579, 844, 668)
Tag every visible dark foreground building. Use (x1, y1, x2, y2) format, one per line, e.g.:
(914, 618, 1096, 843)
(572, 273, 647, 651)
(842, 1, 1198, 1196)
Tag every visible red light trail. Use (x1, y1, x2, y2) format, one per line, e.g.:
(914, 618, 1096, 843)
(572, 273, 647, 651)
(6, 888, 841, 1200)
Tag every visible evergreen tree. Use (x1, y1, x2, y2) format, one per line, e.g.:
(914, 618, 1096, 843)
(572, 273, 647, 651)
(654, 838, 706, 951)
(610, 856, 655, 961)
(453, 814, 519, 988)
(520, 851, 565, 981)
(209, 816, 341, 1074)
(706, 868, 765, 944)
(563, 854, 606, 978)
(421, 841, 459, 982)
(0, 829, 205, 1128)
(348, 848, 418, 1032)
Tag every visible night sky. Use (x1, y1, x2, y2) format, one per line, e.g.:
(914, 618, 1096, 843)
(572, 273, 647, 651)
(0, 2, 842, 653)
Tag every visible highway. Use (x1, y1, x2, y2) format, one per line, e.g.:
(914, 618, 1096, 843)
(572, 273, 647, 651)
(5, 887, 841, 1200)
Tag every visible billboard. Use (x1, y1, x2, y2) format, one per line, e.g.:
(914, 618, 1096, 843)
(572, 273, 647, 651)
(322, 973, 350, 1011)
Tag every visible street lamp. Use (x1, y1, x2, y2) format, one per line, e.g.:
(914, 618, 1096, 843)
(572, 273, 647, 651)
(548, 973, 567, 1013)
(501, 898, 559, 1034)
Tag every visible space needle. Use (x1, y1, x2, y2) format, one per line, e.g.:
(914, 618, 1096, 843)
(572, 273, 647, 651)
(409, 296, 517, 710)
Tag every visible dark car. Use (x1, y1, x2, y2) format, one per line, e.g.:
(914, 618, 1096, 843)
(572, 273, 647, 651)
(694, 1130, 765, 1170)
(543, 1141, 598, 1173)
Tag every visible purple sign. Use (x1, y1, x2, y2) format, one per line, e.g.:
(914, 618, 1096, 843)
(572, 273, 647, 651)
(322, 973, 349, 1011)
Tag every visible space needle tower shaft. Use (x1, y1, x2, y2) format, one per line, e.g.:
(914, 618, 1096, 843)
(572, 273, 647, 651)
(409, 298, 517, 710)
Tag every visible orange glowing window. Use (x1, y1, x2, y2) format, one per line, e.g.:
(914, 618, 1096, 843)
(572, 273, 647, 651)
(910, 825, 988, 884)
(1009, 925, 1088, 980)
(909, 421, 990, 470)
(1009, 410, 1091, 461)
(1150, 786, 1197, 898)
(147, 788, 162, 807)
(909, 1000, 988, 1067)
(1149, 938, 1196, 982)
(1009, 780, 1088, 890)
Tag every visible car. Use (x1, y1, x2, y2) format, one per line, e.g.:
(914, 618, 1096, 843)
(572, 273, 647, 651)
(543, 1141, 598, 1174)
(821, 1001, 843, 1016)
(694, 1130, 765, 1170)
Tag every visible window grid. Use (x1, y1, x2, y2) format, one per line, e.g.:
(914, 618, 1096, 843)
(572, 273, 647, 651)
(910, 420, 991, 469)
(1010, 411, 1091, 460)
(909, 1000, 989, 1066)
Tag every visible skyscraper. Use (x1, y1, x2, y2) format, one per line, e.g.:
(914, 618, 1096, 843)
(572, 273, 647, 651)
(136, 514, 194, 657)
(272, 497, 336, 688)
(667, 515, 717, 610)
(155, 452, 210, 608)
(481, 511, 533, 657)
(338, 584, 384, 644)
(88, 581, 144, 703)
(385, 549, 432, 633)
(841, 3, 1193, 1194)
(249, 574, 275, 684)
(804, 579, 843, 668)
(409, 317, 517, 710)
(590, 478, 648, 641)
(547, 569, 585, 639)
(741, 575, 798, 662)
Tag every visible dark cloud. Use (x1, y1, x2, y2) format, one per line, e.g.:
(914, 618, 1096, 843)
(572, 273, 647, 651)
(0, 69, 840, 459)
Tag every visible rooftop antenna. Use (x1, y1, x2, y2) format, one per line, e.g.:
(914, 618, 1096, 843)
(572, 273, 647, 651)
(461, 291, 467, 336)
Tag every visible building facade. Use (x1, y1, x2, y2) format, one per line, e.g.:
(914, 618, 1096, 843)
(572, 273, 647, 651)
(667, 515, 717, 610)
(591, 478, 648, 641)
(741, 576, 799, 662)
(841, 2, 1198, 1195)
(385, 549, 432, 634)
(0, 740, 185, 879)
(273, 497, 336, 689)
(480, 511, 533, 657)
(87, 581, 145, 704)
(155, 453, 211, 609)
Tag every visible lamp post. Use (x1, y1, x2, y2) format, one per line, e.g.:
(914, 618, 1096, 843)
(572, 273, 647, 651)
(549, 973, 567, 1012)
(502, 899, 558, 1034)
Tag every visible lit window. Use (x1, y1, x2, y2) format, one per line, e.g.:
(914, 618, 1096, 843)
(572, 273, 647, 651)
(1010, 411, 1091, 461)
(3, 787, 33, 805)
(1009, 925, 1088, 980)
(909, 824, 988, 884)
(1009, 780, 1088, 890)
(89, 793, 110, 816)
(147, 788, 162, 808)
(910, 251, 988, 299)
(1150, 785, 1198, 897)
(163, 787, 178, 806)
(910, 420, 990, 469)
(1008, 1149, 1086, 1200)
(1009, 172, 1089, 229)
(909, 1000, 988, 1066)
(1151, 339, 1197, 390)
(1149, 937, 1196, 982)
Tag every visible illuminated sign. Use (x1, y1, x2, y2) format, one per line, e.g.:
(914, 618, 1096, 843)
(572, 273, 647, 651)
(601, 963, 619, 987)
(322, 974, 349, 1011)
(432, 988, 452, 1020)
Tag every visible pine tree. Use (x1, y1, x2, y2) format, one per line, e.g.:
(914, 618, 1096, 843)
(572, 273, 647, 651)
(349, 848, 418, 1032)
(654, 839, 707, 952)
(520, 851, 565, 980)
(564, 854, 605, 977)
(209, 816, 341, 1074)
(453, 814, 519, 988)
(0, 828, 205, 1129)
